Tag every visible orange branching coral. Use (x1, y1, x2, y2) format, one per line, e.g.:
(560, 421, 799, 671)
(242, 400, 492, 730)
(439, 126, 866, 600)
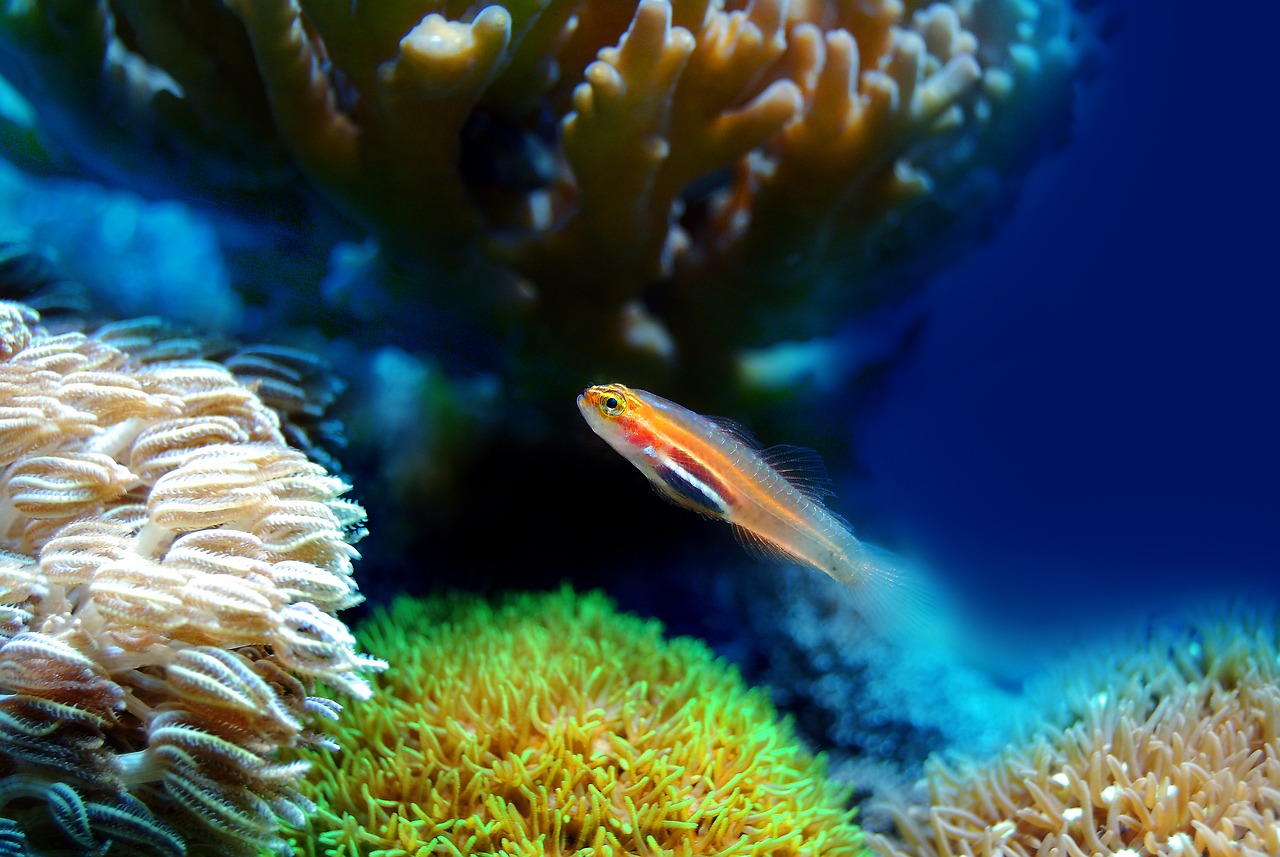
(868, 611, 1280, 857)
(0, 301, 383, 856)
(0, 0, 1078, 385)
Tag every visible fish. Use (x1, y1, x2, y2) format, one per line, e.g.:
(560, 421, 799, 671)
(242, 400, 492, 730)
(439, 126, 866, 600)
(577, 382, 937, 637)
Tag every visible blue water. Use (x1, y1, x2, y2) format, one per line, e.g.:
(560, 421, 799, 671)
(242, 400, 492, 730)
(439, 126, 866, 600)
(853, 0, 1279, 655)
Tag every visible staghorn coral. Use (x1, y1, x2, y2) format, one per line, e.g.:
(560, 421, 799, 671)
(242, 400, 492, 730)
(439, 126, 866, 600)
(0, 0, 1081, 394)
(291, 587, 868, 856)
(0, 300, 384, 856)
(868, 609, 1280, 857)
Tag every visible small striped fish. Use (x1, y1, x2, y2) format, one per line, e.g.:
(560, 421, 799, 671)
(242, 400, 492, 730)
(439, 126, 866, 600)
(578, 383, 935, 637)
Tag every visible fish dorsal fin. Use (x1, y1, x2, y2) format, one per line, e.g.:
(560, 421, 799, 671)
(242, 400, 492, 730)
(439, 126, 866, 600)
(731, 523, 796, 564)
(706, 415, 762, 449)
(761, 444, 836, 501)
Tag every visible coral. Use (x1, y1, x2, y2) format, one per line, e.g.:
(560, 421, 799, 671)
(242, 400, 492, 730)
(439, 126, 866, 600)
(868, 609, 1280, 857)
(291, 587, 867, 856)
(0, 0, 1081, 393)
(0, 300, 384, 856)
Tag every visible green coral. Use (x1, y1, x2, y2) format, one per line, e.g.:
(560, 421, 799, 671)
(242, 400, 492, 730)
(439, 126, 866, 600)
(291, 587, 866, 856)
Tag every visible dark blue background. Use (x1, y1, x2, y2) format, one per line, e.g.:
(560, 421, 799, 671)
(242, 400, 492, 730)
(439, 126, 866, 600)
(853, 0, 1278, 653)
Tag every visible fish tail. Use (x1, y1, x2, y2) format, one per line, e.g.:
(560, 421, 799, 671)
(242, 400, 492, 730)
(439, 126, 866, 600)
(838, 542, 952, 644)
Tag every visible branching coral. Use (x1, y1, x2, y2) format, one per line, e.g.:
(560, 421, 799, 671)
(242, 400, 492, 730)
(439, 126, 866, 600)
(0, 0, 1080, 393)
(291, 587, 867, 856)
(868, 609, 1280, 857)
(0, 300, 384, 856)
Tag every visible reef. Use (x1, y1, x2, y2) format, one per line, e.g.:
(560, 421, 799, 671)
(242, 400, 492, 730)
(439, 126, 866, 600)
(0, 3, 1162, 856)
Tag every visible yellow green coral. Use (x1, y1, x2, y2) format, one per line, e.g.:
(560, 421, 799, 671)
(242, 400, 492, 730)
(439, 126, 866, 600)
(293, 587, 866, 856)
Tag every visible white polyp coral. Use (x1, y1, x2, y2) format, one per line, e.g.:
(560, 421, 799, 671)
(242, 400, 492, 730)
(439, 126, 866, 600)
(0, 301, 382, 856)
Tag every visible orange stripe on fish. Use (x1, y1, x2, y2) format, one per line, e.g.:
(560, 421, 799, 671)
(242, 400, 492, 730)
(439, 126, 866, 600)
(577, 382, 938, 638)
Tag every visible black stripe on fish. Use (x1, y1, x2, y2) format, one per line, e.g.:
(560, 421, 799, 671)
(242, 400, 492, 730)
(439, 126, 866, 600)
(653, 452, 733, 517)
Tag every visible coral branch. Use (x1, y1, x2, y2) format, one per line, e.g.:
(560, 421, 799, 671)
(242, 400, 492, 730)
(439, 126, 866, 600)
(221, 0, 360, 187)
(739, 14, 982, 283)
(532, 0, 696, 299)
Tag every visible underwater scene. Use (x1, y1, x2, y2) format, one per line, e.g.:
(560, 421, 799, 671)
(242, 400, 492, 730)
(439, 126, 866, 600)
(0, 0, 1276, 855)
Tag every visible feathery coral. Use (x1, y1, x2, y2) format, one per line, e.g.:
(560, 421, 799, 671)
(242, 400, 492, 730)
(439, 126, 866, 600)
(869, 609, 1280, 857)
(0, 301, 382, 856)
(0, 0, 1081, 390)
(293, 587, 866, 856)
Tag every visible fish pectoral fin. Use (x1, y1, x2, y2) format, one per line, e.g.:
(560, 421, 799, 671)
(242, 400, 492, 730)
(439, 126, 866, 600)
(730, 524, 795, 564)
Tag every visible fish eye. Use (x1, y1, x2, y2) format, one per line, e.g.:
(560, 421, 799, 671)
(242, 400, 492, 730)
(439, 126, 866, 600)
(599, 393, 626, 417)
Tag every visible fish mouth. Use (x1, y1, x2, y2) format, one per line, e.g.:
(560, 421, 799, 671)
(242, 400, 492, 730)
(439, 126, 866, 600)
(575, 393, 588, 414)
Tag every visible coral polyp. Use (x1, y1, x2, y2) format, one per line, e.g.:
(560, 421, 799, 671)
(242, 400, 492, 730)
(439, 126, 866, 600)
(293, 587, 868, 856)
(0, 300, 383, 856)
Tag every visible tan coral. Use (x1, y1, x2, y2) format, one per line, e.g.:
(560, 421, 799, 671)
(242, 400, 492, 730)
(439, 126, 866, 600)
(869, 612, 1280, 857)
(0, 301, 382, 856)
